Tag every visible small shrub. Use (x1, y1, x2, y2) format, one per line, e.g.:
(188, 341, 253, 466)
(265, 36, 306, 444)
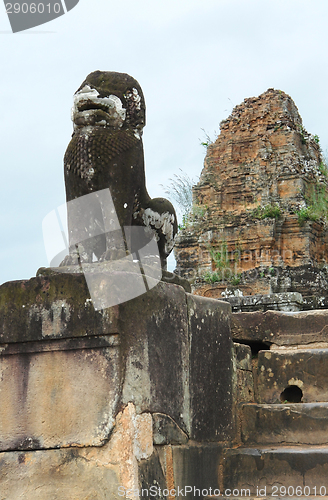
(199, 128, 217, 150)
(178, 213, 188, 231)
(204, 241, 243, 285)
(191, 204, 207, 220)
(319, 162, 328, 177)
(263, 205, 281, 218)
(205, 241, 243, 286)
(161, 169, 197, 227)
(252, 204, 281, 220)
(230, 274, 241, 286)
(209, 242, 229, 271)
(178, 204, 207, 230)
(298, 124, 307, 145)
(203, 270, 241, 286)
(296, 207, 319, 225)
(296, 184, 328, 225)
(203, 271, 221, 284)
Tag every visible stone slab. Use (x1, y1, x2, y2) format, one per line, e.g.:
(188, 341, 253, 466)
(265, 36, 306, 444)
(120, 283, 234, 442)
(172, 444, 223, 500)
(222, 445, 328, 494)
(0, 447, 121, 500)
(187, 294, 233, 441)
(234, 343, 254, 403)
(241, 403, 328, 445)
(0, 273, 120, 343)
(152, 413, 188, 445)
(0, 335, 120, 451)
(0, 402, 154, 500)
(231, 308, 328, 346)
(120, 282, 191, 435)
(223, 292, 303, 313)
(256, 348, 328, 403)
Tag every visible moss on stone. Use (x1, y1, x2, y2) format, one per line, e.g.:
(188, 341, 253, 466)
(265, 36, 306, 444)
(0, 273, 118, 343)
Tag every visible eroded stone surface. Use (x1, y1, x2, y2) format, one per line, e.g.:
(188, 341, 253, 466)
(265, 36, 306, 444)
(241, 403, 328, 445)
(0, 336, 120, 451)
(171, 444, 223, 500)
(120, 282, 190, 433)
(0, 275, 235, 456)
(224, 292, 303, 313)
(257, 348, 328, 403)
(234, 343, 254, 404)
(138, 448, 167, 499)
(0, 448, 121, 500)
(187, 294, 233, 441)
(223, 445, 328, 493)
(0, 273, 120, 343)
(231, 308, 328, 346)
(152, 413, 188, 445)
(0, 403, 153, 500)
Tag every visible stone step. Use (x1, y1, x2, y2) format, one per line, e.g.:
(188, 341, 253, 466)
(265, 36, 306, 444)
(241, 403, 328, 445)
(256, 348, 328, 403)
(222, 445, 328, 494)
(230, 309, 328, 347)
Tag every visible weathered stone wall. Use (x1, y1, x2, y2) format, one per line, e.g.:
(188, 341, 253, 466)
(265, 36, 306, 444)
(175, 89, 328, 303)
(0, 273, 234, 498)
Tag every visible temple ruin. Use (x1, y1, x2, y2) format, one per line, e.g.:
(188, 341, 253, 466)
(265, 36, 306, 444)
(2, 80, 328, 498)
(175, 88, 328, 311)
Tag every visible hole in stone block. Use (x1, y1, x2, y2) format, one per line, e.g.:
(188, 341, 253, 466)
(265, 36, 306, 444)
(280, 385, 303, 403)
(238, 340, 271, 357)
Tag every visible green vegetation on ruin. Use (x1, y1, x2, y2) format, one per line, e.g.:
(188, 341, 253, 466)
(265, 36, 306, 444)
(161, 169, 207, 230)
(296, 183, 328, 225)
(252, 204, 282, 220)
(202, 241, 242, 286)
(319, 161, 328, 177)
(178, 204, 207, 231)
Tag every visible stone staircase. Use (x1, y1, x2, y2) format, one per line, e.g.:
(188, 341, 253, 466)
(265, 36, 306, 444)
(218, 341, 328, 499)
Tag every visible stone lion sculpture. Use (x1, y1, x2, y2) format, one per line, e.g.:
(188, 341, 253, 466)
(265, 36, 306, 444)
(61, 71, 177, 270)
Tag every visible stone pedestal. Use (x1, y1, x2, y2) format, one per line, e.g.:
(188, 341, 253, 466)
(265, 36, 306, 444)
(0, 274, 234, 499)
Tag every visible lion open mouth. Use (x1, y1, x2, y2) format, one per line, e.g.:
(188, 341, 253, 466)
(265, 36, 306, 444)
(72, 85, 126, 129)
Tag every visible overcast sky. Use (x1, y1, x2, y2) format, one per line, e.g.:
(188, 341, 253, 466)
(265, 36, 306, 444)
(1, 0, 328, 283)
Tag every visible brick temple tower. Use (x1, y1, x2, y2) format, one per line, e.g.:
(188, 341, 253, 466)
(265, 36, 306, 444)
(174, 89, 328, 308)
